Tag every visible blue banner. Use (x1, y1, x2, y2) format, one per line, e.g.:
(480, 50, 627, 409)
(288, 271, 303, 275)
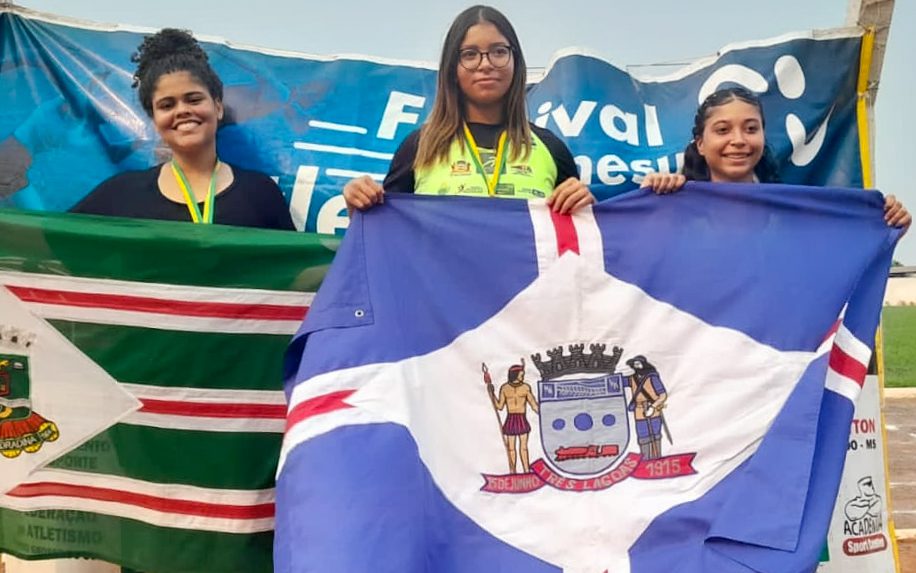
(528, 37, 863, 191)
(0, 9, 863, 233)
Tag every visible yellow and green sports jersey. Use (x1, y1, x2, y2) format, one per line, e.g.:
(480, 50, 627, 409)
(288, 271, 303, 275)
(382, 122, 579, 199)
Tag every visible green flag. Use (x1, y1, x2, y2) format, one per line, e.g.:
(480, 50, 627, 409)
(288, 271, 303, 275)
(0, 210, 337, 573)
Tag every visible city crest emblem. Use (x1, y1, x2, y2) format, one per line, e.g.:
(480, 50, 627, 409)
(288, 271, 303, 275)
(450, 160, 472, 175)
(537, 346, 629, 476)
(0, 326, 59, 459)
(480, 343, 696, 494)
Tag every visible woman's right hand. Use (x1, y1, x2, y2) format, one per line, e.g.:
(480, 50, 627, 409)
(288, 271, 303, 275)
(884, 194, 911, 235)
(343, 176, 385, 211)
(640, 173, 686, 195)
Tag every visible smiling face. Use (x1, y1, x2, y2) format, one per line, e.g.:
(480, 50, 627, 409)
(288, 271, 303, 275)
(151, 70, 223, 155)
(456, 22, 514, 121)
(695, 99, 765, 183)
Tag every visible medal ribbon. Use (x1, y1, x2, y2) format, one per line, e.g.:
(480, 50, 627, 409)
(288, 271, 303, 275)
(170, 160, 219, 224)
(462, 124, 507, 197)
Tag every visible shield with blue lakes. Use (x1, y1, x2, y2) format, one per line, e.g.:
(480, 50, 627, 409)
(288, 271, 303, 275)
(538, 373, 630, 475)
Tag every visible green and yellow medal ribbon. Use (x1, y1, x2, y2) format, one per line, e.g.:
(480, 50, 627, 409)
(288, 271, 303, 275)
(170, 160, 219, 224)
(462, 124, 508, 197)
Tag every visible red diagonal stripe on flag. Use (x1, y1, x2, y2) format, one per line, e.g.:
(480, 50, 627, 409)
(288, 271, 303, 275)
(139, 399, 287, 419)
(6, 285, 307, 321)
(549, 210, 580, 255)
(829, 345, 868, 387)
(7, 482, 274, 520)
(286, 390, 356, 431)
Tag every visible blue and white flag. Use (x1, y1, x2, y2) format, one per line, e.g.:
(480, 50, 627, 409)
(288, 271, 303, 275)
(277, 184, 897, 573)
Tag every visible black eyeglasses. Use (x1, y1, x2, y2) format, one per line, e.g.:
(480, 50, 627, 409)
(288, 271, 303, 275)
(458, 45, 513, 70)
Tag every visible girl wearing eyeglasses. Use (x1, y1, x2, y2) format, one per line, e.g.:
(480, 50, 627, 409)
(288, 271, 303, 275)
(344, 5, 594, 214)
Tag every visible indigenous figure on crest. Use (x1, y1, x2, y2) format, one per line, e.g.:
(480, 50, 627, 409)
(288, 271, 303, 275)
(483, 360, 538, 473)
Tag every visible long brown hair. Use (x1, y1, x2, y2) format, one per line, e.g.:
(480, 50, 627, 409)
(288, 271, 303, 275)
(414, 5, 531, 170)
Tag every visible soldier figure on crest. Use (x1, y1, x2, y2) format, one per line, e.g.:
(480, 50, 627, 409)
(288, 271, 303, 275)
(626, 355, 670, 460)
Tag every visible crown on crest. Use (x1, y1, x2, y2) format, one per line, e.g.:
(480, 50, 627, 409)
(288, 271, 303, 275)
(530, 343, 622, 380)
(0, 324, 36, 352)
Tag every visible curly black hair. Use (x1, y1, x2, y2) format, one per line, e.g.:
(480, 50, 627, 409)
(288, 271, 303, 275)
(682, 87, 780, 183)
(132, 28, 223, 117)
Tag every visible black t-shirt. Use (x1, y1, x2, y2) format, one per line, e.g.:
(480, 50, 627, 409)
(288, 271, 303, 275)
(382, 122, 579, 193)
(71, 164, 295, 231)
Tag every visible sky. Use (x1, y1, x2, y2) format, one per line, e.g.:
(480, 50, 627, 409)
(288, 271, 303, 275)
(12, 0, 916, 263)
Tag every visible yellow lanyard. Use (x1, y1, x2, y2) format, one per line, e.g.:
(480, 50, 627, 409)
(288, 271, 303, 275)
(462, 124, 508, 197)
(170, 161, 219, 224)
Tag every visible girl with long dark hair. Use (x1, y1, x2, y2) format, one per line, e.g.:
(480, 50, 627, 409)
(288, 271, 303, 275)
(343, 5, 593, 215)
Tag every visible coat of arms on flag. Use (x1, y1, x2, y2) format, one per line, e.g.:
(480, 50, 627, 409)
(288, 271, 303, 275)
(0, 282, 140, 495)
(0, 326, 60, 458)
(480, 344, 695, 494)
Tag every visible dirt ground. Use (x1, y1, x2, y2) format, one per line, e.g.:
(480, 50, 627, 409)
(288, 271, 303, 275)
(885, 392, 916, 572)
(898, 541, 916, 573)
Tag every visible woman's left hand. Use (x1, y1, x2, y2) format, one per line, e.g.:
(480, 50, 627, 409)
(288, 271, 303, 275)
(547, 177, 595, 215)
(885, 194, 911, 234)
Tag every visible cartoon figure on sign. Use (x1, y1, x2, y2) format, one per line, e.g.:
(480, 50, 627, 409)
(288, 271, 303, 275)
(625, 355, 670, 460)
(840, 475, 888, 555)
(0, 326, 59, 459)
(483, 360, 539, 474)
(844, 476, 882, 522)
